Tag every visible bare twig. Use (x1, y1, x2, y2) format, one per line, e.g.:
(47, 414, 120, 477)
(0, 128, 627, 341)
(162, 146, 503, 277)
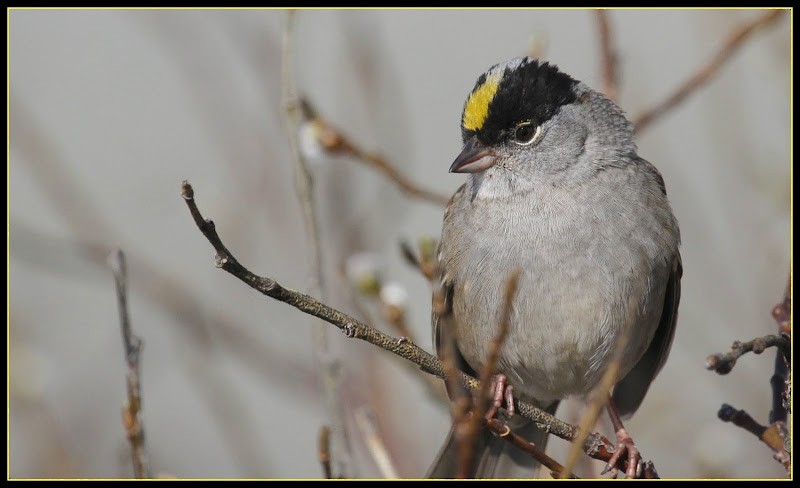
(705, 334, 790, 375)
(181, 180, 652, 474)
(298, 99, 449, 206)
(282, 11, 352, 478)
(718, 404, 790, 471)
(318, 425, 332, 479)
(485, 418, 579, 479)
(354, 406, 400, 479)
(595, 10, 619, 102)
(634, 9, 787, 133)
(109, 250, 151, 479)
(457, 270, 521, 478)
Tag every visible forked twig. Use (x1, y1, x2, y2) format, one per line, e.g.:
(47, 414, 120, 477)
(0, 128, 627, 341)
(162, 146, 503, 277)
(181, 180, 656, 475)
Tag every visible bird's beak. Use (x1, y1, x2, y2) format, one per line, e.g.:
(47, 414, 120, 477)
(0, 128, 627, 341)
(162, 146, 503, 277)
(449, 136, 498, 173)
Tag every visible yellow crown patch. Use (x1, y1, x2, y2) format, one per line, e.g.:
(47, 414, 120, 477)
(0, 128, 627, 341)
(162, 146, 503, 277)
(462, 73, 501, 132)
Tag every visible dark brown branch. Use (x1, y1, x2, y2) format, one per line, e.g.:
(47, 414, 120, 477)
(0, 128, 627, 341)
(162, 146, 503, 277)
(109, 249, 151, 479)
(634, 9, 786, 133)
(299, 98, 449, 206)
(705, 334, 790, 375)
(718, 404, 790, 471)
(318, 425, 332, 479)
(595, 10, 619, 102)
(181, 180, 654, 475)
(485, 418, 579, 479)
(770, 277, 790, 435)
(457, 271, 521, 478)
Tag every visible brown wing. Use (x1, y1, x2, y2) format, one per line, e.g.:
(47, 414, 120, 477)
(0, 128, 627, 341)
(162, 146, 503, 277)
(612, 254, 682, 418)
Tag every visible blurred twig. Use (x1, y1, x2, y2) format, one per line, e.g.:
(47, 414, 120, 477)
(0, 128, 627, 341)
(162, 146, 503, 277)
(181, 180, 652, 474)
(282, 10, 352, 478)
(457, 270, 520, 478)
(634, 9, 786, 133)
(298, 99, 449, 206)
(354, 406, 400, 479)
(595, 10, 619, 102)
(11, 98, 295, 473)
(318, 426, 333, 479)
(560, 324, 655, 479)
(705, 334, 790, 375)
(109, 250, 151, 479)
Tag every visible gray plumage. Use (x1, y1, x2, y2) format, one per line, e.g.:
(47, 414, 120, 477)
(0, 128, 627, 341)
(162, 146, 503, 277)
(428, 58, 681, 478)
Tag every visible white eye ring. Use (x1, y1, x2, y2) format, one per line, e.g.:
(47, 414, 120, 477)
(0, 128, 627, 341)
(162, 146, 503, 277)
(512, 124, 541, 146)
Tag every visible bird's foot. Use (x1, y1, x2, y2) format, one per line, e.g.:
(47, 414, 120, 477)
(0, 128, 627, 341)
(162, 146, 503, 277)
(602, 427, 643, 479)
(485, 374, 514, 419)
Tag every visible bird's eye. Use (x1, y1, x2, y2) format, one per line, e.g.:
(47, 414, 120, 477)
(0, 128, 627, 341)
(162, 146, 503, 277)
(513, 123, 540, 145)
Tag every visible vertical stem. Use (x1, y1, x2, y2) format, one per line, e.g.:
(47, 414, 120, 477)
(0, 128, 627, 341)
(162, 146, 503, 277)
(281, 10, 352, 477)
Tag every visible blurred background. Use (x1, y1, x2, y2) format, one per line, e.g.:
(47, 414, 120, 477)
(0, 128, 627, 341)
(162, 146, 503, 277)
(8, 8, 790, 479)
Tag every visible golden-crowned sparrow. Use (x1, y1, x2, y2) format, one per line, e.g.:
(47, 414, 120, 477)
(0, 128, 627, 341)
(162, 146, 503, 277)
(428, 57, 682, 479)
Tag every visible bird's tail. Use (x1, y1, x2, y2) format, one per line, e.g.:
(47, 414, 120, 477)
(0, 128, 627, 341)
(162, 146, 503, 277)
(426, 402, 559, 479)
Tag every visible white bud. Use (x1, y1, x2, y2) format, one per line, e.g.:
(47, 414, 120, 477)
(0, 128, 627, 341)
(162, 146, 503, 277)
(345, 252, 384, 294)
(380, 282, 408, 308)
(298, 120, 325, 164)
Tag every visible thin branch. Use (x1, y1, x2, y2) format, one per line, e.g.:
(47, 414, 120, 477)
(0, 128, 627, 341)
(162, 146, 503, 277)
(595, 9, 619, 102)
(354, 406, 400, 479)
(181, 180, 654, 475)
(299, 98, 450, 206)
(705, 334, 790, 375)
(318, 425, 333, 479)
(485, 418, 579, 479)
(718, 404, 790, 471)
(108, 249, 151, 479)
(634, 9, 786, 133)
(282, 11, 352, 478)
(457, 270, 521, 478)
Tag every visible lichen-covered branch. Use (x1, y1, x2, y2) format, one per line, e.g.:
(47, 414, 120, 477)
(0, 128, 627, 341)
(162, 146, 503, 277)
(181, 180, 653, 475)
